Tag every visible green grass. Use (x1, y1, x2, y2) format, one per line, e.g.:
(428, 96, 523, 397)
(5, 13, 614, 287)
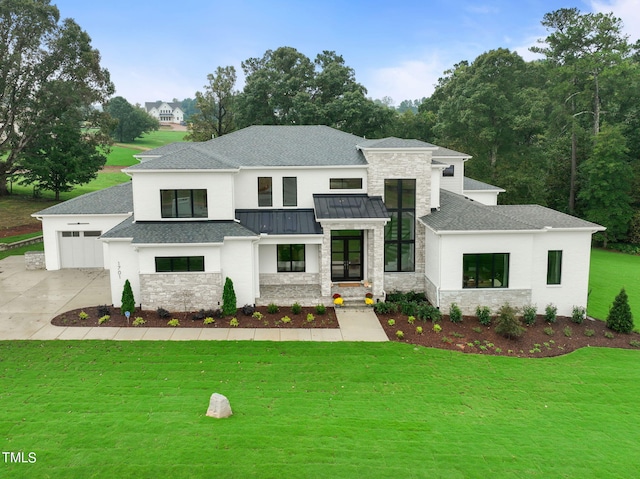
(105, 146, 142, 166)
(0, 241, 43, 260)
(0, 232, 42, 243)
(120, 129, 186, 150)
(1, 341, 639, 478)
(589, 248, 640, 323)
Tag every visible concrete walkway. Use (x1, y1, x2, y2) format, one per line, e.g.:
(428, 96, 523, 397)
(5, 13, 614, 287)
(0, 256, 387, 342)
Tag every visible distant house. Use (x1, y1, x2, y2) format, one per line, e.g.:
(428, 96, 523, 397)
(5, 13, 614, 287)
(33, 125, 604, 316)
(144, 101, 184, 124)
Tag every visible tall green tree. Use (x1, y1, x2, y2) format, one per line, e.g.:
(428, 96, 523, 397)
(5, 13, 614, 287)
(531, 8, 632, 213)
(235, 47, 393, 137)
(578, 124, 634, 246)
(0, 0, 113, 195)
(106, 96, 159, 142)
(429, 49, 547, 203)
(17, 82, 112, 200)
(186, 66, 237, 141)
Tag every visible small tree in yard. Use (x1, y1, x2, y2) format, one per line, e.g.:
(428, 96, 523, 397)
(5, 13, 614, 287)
(606, 288, 634, 333)
(494, 303, 525, 339)
(121, 280, 135, 316)
(222, 277, 237, 316)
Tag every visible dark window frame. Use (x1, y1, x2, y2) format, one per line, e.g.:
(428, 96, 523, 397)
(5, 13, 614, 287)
(282, 177, 297, 207)
(443, 165, 455, 177)
(277, 244, 306, 272)
(160, 189, 208, 218)
(258, 177, 273, 207)
(384, 179, 416, 272)
(329, 178, 363, 189)
(155, 256, 205, 273)
(547, 250, 562, 285)
(462, 253, 510, 288)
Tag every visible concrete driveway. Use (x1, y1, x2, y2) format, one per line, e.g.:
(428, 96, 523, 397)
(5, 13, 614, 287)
(0, 256, 110, 339)
(0, 255, 388, 341)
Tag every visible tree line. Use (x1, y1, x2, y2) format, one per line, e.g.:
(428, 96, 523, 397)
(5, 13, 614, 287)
(1, 2, 638, 247)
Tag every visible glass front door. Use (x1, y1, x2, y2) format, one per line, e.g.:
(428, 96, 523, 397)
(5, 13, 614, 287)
(331, 231, 363, 281)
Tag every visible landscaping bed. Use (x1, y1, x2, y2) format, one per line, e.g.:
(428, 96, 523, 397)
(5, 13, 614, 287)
(377, 312, 640, 358)
(51, 305, 339, 329)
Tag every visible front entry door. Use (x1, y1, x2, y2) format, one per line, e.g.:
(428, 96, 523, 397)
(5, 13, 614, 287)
(331, 231, 363, 281)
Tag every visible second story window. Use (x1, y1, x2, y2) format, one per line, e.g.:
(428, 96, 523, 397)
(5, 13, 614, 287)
(330, 178, 363, 189)
(161, 189, 207, 218)
(283, 177, 297, 207)
(258, 177, 272, 207)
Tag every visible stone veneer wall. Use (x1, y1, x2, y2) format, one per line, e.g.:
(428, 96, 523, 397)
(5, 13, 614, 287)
(439, 288, 532, 315)
(259, 273, 320, 285)
(319, 221, 385, 298)
(140, 273, 222, 311)
(24, 251, 46, 270)
(362, 148, 432, 293)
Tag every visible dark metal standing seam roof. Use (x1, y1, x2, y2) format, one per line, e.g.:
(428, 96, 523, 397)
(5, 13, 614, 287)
(235, 209, 323, 235)
(313, 194, 389, 220)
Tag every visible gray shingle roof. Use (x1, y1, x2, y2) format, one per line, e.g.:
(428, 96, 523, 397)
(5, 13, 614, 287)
(129, 145, 234, 170)
(236, 209, 322, 235)
(34, 182, 133, 216)
(432, 145, 472, 158)
(101, 217, 257, 243)
(134, 142, 190, 159)
(421, 190, 604, 232)
(313, 194, 389, 220)
(463, 177, 505, 192)
(128, 125, 369, 171)
(358, 137, 436, 149)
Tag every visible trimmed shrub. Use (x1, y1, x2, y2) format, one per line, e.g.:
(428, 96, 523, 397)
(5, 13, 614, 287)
(241, 304, 255, 316)
(494, 303, 525, 339)
(522, 304, 537, 326)
(476, 306, 491, 326)
(606, 288, 634, 333)
(417, 304, 441, 322)
(120, 279, 135, 316)
(544, 303, 557, 324)
(571, 306, 586, 324)
(373, 301, 398, 315)
(449, 303, 462, 323)
(291, 302, 302, 314)
(97, 305, 111, 317)
(267, 303, 279, 314)
(399, 301, 419, 316)
(156, 307, 171, 319)
(222, 277, 237, 316)
(315, 304, 326, 315)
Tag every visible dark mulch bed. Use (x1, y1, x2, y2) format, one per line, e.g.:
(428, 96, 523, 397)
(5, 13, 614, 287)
(51, 305, 338, 329)
(0, 224, 42, 238)
(377, 312, 640, 358)
(51, 305, 640, 358)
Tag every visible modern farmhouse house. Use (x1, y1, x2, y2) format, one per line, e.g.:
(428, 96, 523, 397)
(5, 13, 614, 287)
(33, 125, 603, 315)
(144, 101, 184, 124)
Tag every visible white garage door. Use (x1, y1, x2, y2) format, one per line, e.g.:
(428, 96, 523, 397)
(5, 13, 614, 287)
(59, 231, 103, 268)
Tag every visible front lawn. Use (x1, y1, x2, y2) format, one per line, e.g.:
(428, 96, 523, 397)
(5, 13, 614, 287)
(589, 248, 640, 322)
(1, 341, 638, 478)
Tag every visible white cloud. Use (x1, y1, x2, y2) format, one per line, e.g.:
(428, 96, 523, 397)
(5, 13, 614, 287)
(591, 0, 640, 42)
(365, 57, 447, 105)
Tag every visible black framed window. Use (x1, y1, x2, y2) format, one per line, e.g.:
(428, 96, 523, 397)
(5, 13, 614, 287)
(258, 177, 272, 207)
(384, 179, 416, 272)
(443, 165, 455, 177)
(155, 256, 205, 272)
(277, 244, 305, 272)
(547, 250, 562, 285)
(283, 177, 297, 207)
(160, 189, 207, 218)
(330, 178, 363, 189)
(463, 253, 509, 288)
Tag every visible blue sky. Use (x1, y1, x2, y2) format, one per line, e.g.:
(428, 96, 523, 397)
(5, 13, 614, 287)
(54, 0, 640, 106)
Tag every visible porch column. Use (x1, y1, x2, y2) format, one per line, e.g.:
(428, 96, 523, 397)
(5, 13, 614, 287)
(320, 224, 332, 297)
(372, 224, 385, 297)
